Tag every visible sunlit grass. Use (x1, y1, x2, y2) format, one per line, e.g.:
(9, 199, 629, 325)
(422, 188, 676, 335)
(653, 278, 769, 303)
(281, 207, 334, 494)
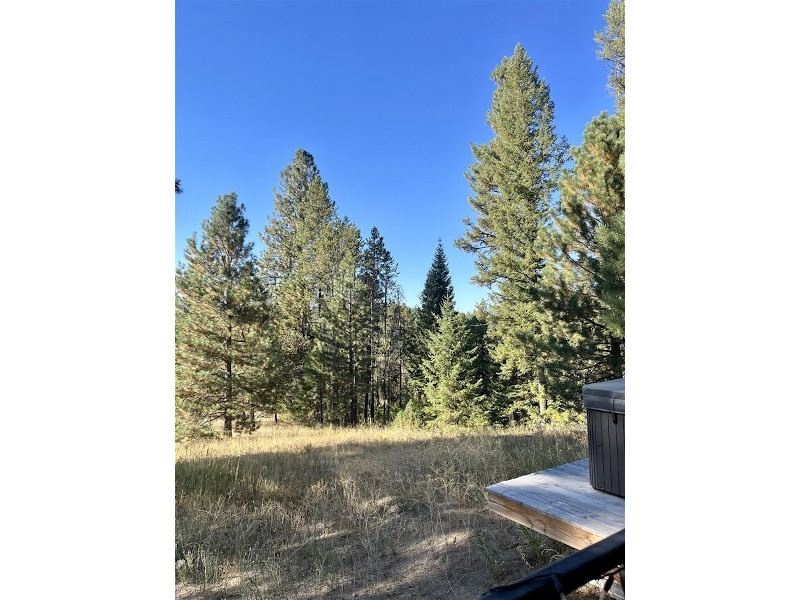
(175, 422, 588, 599)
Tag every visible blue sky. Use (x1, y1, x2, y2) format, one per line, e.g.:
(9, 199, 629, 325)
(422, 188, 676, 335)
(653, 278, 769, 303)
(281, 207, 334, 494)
(176, 0, 615, 310)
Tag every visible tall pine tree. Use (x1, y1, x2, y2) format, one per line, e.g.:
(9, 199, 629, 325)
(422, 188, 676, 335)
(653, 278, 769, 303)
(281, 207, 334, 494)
(455, 44, 570, 414)
(361, 227, 397, 424)
(544, 0, 625, 385)
(551, 113, 624, 376)
(259, 149, 340, 423)
(175, 192, 271, 436)
(595, 0, 625, 117)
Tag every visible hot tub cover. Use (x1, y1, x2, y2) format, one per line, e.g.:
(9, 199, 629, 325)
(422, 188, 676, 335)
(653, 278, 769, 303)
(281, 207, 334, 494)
(582, 378, 625, 414)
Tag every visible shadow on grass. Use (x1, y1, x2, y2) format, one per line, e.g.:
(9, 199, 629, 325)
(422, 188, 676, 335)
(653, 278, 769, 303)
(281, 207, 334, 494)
(175, 428, 588, 600)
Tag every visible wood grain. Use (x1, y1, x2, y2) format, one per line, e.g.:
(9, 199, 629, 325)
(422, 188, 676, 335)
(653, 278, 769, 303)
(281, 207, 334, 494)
(486, 459, 625, 550)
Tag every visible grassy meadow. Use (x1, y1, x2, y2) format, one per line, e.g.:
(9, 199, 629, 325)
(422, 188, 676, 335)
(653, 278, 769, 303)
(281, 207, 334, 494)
(175, 422, 593, 600)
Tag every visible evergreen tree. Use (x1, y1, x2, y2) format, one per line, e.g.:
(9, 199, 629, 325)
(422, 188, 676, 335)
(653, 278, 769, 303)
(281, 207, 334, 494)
(554, 112, 624, 342)
(398, 306, 428, 420)
(418, 239, 455, 332)
(455, 44, 569, 414)
(544, 1, 625, 384)
(518, 1, 625, 406)
(463, 307, 505, 424)
(595, 0, 625, 116)
(361, 227, 397, 424)
(421, 299, 485, 427)
(175, 192, 271, 436)
(385, 288, 410, 419)
(597, 209, 624, 339)
(594, 0, 625, 339)
(259, 149, 340, 423)
(315, 218, 369, 425)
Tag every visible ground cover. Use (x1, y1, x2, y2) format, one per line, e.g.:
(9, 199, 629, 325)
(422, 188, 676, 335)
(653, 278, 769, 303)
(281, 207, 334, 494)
(176, 423, 596, 599)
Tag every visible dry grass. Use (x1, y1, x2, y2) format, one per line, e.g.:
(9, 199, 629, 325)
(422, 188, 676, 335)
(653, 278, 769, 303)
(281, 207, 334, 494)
(175, 422, 593, 599)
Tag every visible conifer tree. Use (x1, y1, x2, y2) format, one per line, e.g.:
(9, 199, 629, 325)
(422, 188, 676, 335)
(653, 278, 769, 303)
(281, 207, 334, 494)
(385, 288, 410, 419)
(463, 308, 505, 424)
(315, 218, 369, 425)
(544, 1, 625, 384)
(595, 0, 625, 116)
(421, 299, 486, 426)
(361, 227, 397, 424)
(456, 44, 569, 414)
(175, 192, 271, 436)
(554, 112, 624, 340)
(418, 239, 455, 332)
(259, 149, 340, 423)
(595, 0, 625, 341)
(399, 306, 428, 419)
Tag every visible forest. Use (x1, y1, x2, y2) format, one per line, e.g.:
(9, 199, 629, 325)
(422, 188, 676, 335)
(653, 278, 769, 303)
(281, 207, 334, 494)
(175, 1, 625, 439)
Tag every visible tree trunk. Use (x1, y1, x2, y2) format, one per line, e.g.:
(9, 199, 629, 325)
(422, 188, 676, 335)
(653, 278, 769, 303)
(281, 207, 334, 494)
(317, 377, 324, 424)
(350, 363, 357, 426)
(610, 338, 623, 379)
(224, 411, 233, 436)
(398, 360, 402, 408)
(225, 319, 233, 437)
(348, 287, 357, 426)
(370, 386, 375, 426)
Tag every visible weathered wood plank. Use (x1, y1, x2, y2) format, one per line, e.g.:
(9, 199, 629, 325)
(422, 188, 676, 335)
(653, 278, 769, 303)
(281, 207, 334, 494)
(487, 493, 607, 550)
(490, 482, 624, 528)
(489, 468, 625, 518)
(496, 476, 625, 523)
(488, 482, 620, 537)
(509, 467, 624, 506)
(486, 459, 625, 550)
(552, 459, 590, 477)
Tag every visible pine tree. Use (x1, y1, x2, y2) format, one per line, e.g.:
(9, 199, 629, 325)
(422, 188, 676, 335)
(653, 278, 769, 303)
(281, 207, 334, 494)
(463, 307, 505, 424)
(385, 287, 410, 420)
(554, 112, 624, 341)
(595, 0, 625, 116)
(399, 306, 428, 420)
(361, 227, 397, 424)
(421, 299, 485, 426)
(595, 0, 625, 340)
(455, 44, 569, 414)
(315, 218, 369, 425)
(175, 192, 271, 437)
(259, 149, 340, 423)
(418, 239, 455, 332)
(544, 1, 625, 384)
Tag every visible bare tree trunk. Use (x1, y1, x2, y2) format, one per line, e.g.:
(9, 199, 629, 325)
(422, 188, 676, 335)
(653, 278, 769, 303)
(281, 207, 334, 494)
(370, 386, 375, 426)
(610, 338, 623, 379)
(349, 285, 357, 426)
(224, 410, 233, 437)
(225, 320, 233, 436)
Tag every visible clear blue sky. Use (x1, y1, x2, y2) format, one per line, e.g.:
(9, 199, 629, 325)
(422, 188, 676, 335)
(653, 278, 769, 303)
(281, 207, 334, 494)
(176, 0, 615, 311)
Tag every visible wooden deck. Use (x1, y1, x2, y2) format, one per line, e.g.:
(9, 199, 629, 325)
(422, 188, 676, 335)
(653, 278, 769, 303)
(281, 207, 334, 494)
(486, 459, 624, 550)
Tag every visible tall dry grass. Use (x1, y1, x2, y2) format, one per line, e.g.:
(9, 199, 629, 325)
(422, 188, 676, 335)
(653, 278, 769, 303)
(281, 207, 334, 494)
(175, 422, 588, 600)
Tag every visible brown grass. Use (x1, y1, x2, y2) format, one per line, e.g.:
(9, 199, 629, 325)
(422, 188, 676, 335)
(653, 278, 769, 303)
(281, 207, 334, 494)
(175, 422, 594, 599)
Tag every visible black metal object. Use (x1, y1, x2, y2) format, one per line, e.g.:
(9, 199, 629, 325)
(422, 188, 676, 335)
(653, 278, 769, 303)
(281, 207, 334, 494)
(477, 529, 625, 600)
(583, 378, 625, 497)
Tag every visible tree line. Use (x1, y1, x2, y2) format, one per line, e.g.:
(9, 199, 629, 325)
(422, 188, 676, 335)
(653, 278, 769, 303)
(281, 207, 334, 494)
(176, 0, 625, 436)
